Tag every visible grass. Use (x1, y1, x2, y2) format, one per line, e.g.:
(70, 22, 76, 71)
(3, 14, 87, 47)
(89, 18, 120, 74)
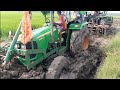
(113, 16, 120, 19)
(1, 11, 119, 38)
(96, 30, 120, 79)
(0, 11, 58, 38)
(0, 11, 45, 37)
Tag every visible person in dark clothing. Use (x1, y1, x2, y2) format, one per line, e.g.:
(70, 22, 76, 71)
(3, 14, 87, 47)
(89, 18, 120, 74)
(67, 11, 83, 29)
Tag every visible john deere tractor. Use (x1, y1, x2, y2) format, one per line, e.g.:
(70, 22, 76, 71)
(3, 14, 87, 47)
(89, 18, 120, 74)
(86, 11, 113, 35)
(1, 11, 90, 79)
(95, 11, 113, 26)
(86, 11, 113, 26)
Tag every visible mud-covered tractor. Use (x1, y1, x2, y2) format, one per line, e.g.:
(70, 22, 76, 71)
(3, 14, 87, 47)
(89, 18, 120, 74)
(86, 11, 113, 35)
(0, 11, 90, 79)
(98, 11, 113, 26)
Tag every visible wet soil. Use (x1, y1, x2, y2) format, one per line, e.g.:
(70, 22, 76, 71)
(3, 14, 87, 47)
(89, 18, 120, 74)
(0, 19, 120, 79)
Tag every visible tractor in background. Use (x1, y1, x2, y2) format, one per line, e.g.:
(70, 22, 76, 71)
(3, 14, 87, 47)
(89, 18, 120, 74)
(98, 11, 113, 26)
(86, 11, 113, 35)
(0, 11, 90, 79)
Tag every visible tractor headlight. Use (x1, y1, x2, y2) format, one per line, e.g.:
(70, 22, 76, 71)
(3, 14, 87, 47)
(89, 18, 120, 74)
(21, 45, 25, 49)
(15, 44, 18, 49)
(15, 43, 22, 49)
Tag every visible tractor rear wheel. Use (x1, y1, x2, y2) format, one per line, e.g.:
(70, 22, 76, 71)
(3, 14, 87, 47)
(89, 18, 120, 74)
(46, 56, 69, 79)
(70, 26, 90, 56)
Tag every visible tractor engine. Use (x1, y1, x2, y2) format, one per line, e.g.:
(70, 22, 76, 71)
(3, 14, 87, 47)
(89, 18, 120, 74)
(13, 25, 59, 70)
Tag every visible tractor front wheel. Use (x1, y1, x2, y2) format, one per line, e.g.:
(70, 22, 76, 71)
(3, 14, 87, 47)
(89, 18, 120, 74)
(45, 56, 69, 79)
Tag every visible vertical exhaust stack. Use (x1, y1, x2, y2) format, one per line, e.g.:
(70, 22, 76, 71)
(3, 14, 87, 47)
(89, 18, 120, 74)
(50, 11, 54, 42)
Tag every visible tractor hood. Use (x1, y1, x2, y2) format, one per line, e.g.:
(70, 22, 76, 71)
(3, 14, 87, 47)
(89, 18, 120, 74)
(17, 24, 51, 43)
(79, 11, 87, 14)
(32, 25, 51, 39)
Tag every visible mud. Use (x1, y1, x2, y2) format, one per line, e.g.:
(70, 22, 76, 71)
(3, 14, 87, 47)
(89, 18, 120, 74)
(0, 38, 106, 79)
(0, 19, 120, 79)
(59, 45, 105, 79)
(112, 18, 120, 28)
(0, 49, 104, 79)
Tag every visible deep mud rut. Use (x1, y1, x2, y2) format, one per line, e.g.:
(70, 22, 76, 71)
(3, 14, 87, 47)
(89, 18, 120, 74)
(60, 45, 105, 79)
(0, 44, 105, 79)
(0, 19, 120, 79)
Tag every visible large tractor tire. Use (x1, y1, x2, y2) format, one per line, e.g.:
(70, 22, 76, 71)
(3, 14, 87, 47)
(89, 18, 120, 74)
(70, 26, 90, 56)
(46, 56, 69, 79)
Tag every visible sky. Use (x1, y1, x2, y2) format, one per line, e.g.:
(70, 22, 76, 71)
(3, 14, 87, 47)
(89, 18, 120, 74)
(107, 11, 120, 13)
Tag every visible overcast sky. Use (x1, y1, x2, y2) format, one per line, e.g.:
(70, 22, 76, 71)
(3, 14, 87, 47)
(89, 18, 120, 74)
(108, 11, 120, 13)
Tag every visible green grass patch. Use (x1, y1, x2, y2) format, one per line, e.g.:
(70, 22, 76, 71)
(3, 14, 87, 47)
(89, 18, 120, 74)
(96, 30, 120, 79)
(113, 16, 120, 19)
(0, 11, 59, 38)
(0, 11, 45, 37)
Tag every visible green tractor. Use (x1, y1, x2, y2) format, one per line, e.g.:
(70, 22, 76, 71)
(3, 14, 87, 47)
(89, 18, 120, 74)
(87, 11, 113, 26)
(86, 11, 114, 35)
(97, 11, 113, 26)
(1, 11, 90, 79)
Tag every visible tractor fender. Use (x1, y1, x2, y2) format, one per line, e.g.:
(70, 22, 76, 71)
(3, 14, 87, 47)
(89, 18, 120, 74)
(80, 22, 88, 30)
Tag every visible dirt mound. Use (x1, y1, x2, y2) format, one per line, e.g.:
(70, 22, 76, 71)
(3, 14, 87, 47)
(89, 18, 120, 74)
(59, 45, 105, 79)
(0, 45, 105, 79)
(112, 19, 120, 28)
(105, 27, 117, 36)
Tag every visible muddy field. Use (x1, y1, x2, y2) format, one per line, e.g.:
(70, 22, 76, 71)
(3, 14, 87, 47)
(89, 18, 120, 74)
(0, 19, 120, 79)
(0, 44, 105, 79)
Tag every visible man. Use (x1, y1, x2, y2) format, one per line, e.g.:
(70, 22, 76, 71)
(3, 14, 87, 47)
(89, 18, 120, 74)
(67, 11, 83, 29)
(89, 11, 99, 23)
(71, 11, 77, 21)
(56, 11, 66, 31)
(70, 11, 83, 23)
(55, 11, 66, 44)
